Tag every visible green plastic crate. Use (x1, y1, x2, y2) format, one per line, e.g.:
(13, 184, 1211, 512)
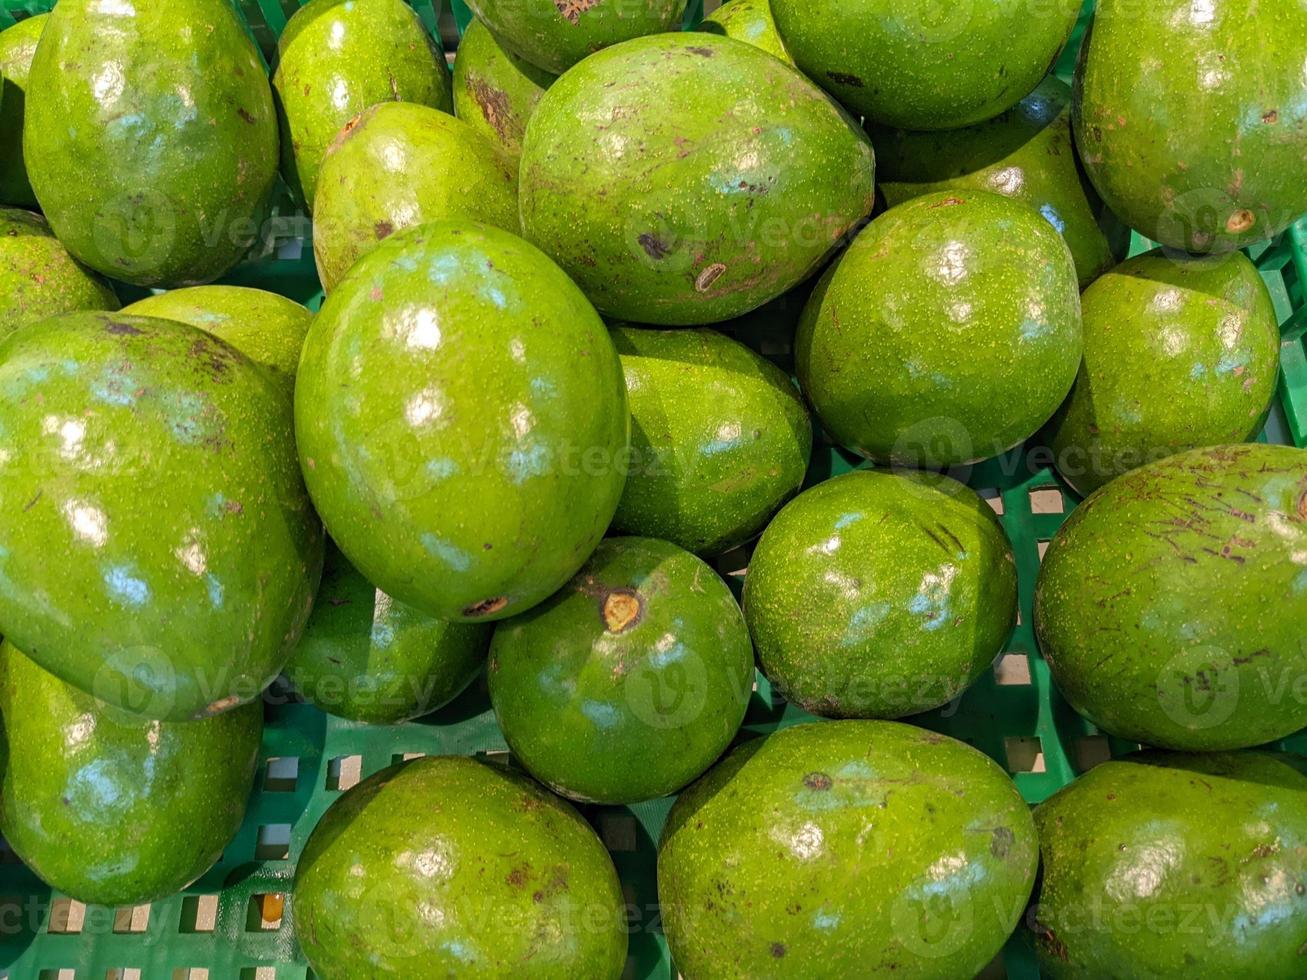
(0, 1, 1303, 978)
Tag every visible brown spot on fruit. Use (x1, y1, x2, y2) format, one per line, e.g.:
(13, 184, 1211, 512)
(464, 596, 508, 618)
(374, 220, 395, 240)
(554, 0, 599, 25)
(506, 866, 528, 887)
(990, 826, 1015, 859)
(1263, 109, 1279, 124)
(770, 943, 787, 958)
(1226, 209, 1255, 234)
(104, 320, 144, 336)
(237, 107, 256, 125)
(1298, 490, 1307, 521)
(929, 196, 965, 208)
(638, 233, 671, 259)
(695, 262, 727, 292)
(195, 695, 242, 718)
(686, 46, 716, 57)
(469, 78, 513, 140)
(602, 590, 642, 633)
(803, 772, 833, 791)
(826, 71, 864, 88)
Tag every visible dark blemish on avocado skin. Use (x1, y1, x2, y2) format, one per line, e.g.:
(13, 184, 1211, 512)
(827, 71, 864, 88)
(990, 826, 1015, 859)
(463, 596, 508, 618)
(1263, 109, 1279, 124)
(803, 772, 832, 791)
(105, 320, 144, 336)
(686, 46, 716, 58)
(506, 866, 528, 888)
(237, 107, 256, 125)
(374, 220, 394, 240)
(929, 196, 965, 209)
(639, 233, 671, 259)
(770, 943, 786, 958)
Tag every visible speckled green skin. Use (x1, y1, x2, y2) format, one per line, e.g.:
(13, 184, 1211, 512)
(0, 208, 118, 338)
(743, 470, 1017, 719)
(520, 33, 876, 326)
(1035, 444, 1307, 750)
(23, 0, 279, 287)
(0, 313, 323, 720)
(453, 17, 556, 169)
(0, 641, 261, 906)
(466, 0, 688, 74)
(1049, 251, 1280, 496)
(489, 537, 753, 804)
(660, 720, 1038, 978)
(0, 14, 46, 208)
(287, 542, 491, 724)
(293, 755, 627, 978)
(274, 0, 453, 210)
(609, 325, 811, 556)
(772, 0, 1079, 130)
(1032, 751, 1307, 977)
(296, 221, 628, 624)
(123, 286, 312, 390)
(699, 0, 792, 65)
(313, 101, 518, 292)
(796, 190, 1083, 467)
(872, 78, 1116, 288)
(1074, 0, 1307, 253)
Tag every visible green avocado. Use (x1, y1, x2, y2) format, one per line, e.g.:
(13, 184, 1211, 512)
(796, 190, 1083, 467)
(489, 536, 754, 804)
(1049, 250, 1281, 496)
(609, 325, 812, 556)
(519, 32, 876, 326)
(1074, 0, 1307, 252)
(1032, 751, 1307, 977)
(1, 208, 119, 338)
(286, 542, 491, 724)
(274, 0, 454, 209)
(871, 78, 1117, 288)
(296, 221, 629, 624)
(0, 640, 262, 906)
(744, 470, 1017, 718)
(452, 17, 556, 168)
(465, 0, 688, 74)
(23, 0, 279, 287)
(699, 0, 793, 65)
(0, 13, 46, 208)
(122, 285, 312, 390)
(1035, 443, 1307, 750)
(0, 312, 323, 721)
(313, 101, 518, 292)
(659, 720, 1038, 978)
(771, 0, 1080, 130)
(293, 755, 628, 978)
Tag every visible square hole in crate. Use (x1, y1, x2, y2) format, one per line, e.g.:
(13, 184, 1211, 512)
(599, 815, 638, 853)
(172, 971, 208, 980)
(1037, 539, 1051, 560)
(106, 970, 142, 980)
(47, 898, 85, 935)
(255, 824, 291, 861)
(1028, 488, 1065, 514)
(263, 757, 299, 793)
(178, 895, 218, 934)
(391, 752, 426, 765)
(1075, 735, 1114, 772)
(977, 488, 1004, 515)
(37, 971, 75, 980)
(994, 652, 1032, 686)
(112, 905, 150, 934)
(326, 755, 362, 792)
(238, 969, 277, 980)
(1004, 736, 1046, 774)
(246, 894, 285, 933)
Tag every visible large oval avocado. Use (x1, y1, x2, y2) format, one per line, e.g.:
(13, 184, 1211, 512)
(659, 720, 1038, 978)
(609, 324, 812, 556)
(1, 208, 118, 338)
(520, 33, 875, 325)
(0, 312, 323, 721)
(771, 0, 1081, 130)
(796, 190, 1083, 466)
(1032, 751, 1307, 977)
(293, 755, 628, 977)
(296, 221, 628, 624)
(699, 0, 793, 65)
(1035, 443, 1307, 750)
(489, 536, 753, 804)
(273, 0, 453, 209)
(23, 0, 279, 287)
(1049, 250, 1281, 495)
(744, 470, 1017, 718)
(313, 101, 518, 292)
(872, 78, 1117, 288)
(1074, 0, 1307, 252)
(0, 13, 46, 208)
(0, 640, 262, 906)
(286, 541, 491, 724)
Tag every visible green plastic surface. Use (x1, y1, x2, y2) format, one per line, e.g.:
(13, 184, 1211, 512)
(0, 2, 1303, 978)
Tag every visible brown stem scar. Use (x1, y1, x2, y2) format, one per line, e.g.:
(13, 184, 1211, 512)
(695, 263, 727, 292)
(464, 596, 508, 618)
(602, 590, 643, 633)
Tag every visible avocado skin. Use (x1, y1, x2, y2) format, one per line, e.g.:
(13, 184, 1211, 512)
(1032, 751, 1307, 978)
(293, 755, 628, 978)
(699, 0, 793, 65)
(0, 207, 118, 338)
(0, 640, 261, 907)
(0, 13, 46, 208)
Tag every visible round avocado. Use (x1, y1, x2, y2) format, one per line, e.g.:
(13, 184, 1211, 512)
(699, 0, 793, 65)
(296, 221, 629, 624)
(488, 536, 754, 804)
(771, 0, 1081, 130)
(452, 16, 556, 168)
(796, 190, 1083, 467)
(274, 0, 453, 209)
(871, 78, 1117, 288)
(659, 720, 1039, 978)
(1035, 443, 1307, 750)
(286, 541, 491, 724)
(743, 470, 1017, 719)
(1, 207, 119, 338)
(0, 312, 324, 721)
(609, 325, 812, 556)
(0, 640, 262, 907)
(293, 755, 628, 978)
(0, 13, 46, 208)
(1074, 0, 1307, 252)
(122, 285, 312, 390)
(464, 0, 688, 74)
(519, 32, 876, 326)
(1032, 751, 1307, 977)
(1049, 250, 1281, 496)
(313, 101, 518, 292)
